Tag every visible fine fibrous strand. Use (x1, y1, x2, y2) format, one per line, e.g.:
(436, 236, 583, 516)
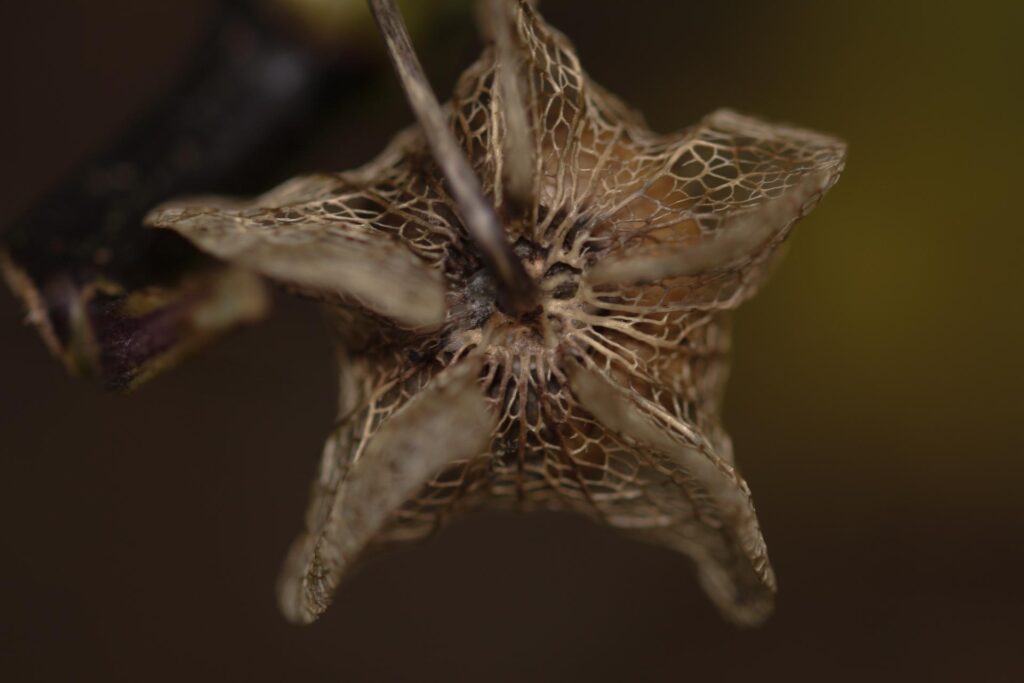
(489, 0, 535, 211)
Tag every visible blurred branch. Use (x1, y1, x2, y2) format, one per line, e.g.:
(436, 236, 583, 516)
(0, 0, 465, 391)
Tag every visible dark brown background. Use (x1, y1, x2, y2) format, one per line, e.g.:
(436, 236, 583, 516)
(2, 1, 1022, 681)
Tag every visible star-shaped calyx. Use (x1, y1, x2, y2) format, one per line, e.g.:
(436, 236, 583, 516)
(148, 0, 845, 626)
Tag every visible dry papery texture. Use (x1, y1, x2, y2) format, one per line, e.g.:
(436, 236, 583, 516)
(149, 0, 845, 626)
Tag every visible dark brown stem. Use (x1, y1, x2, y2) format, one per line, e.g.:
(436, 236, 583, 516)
(368, 0, 538, 315)
(0, 1, 371, 390)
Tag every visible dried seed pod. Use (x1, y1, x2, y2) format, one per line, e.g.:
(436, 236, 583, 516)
(148, 0, 846, 625)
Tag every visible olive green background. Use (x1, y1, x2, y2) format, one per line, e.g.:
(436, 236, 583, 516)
(1, 1, 1021, 681)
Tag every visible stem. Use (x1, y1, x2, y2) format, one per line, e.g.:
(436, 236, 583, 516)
(0, 1, 368, 390)
(367, 0, 538, 315)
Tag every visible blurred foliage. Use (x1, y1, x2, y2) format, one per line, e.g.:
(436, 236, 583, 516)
(273, 0, 472, 47)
